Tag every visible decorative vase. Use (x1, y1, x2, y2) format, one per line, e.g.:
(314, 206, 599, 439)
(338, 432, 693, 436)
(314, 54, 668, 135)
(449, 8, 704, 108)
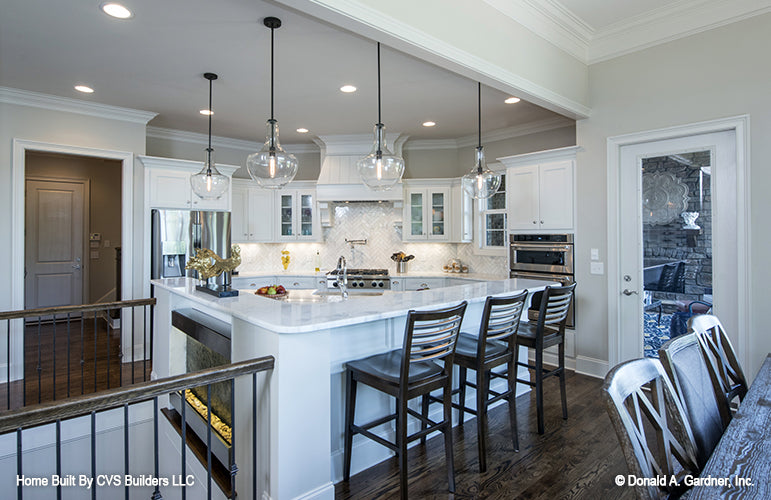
(681, 212, 700, 230)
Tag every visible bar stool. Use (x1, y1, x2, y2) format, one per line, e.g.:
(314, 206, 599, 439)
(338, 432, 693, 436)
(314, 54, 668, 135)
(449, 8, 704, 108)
(342, 301, 468, 499)
(515, 283, 576, 434)
(450, 290, 528, 472)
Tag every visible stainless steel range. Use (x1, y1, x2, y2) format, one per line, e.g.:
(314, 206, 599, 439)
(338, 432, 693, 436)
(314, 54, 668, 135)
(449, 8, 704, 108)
(326, 268, 390, 291)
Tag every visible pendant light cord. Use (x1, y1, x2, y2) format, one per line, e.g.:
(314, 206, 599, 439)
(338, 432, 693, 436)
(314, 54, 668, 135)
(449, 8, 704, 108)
(376, 42, 383, 155)
(270, 26, 275, 122)
(207, 76, 213, 173)
(477, 82, 483, 173)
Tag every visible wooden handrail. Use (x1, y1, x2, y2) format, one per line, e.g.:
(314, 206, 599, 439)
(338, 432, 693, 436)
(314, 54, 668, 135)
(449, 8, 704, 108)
(0, 355, 274, 433)
(0, 298, 156, 321)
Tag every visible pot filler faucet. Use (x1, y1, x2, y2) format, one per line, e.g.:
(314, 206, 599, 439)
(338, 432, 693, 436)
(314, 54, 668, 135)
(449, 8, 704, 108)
(336, 256, 348, 299)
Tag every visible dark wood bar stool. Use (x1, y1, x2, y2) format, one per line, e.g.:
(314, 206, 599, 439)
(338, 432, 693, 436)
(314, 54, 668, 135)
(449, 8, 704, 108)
(342, 301, 468, 499)
(514, 283, 576, 434)
(449, 290, 528, 472)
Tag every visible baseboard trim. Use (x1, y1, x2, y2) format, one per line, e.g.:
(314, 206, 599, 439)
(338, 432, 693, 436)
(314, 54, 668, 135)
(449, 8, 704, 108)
(575, 356, 608, 379)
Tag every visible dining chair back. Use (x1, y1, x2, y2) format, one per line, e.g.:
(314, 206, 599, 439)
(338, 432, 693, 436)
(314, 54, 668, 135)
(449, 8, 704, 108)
(602, 358, 700, 500)
(659, 333, 727, 468)
(688, 314, 748, 422)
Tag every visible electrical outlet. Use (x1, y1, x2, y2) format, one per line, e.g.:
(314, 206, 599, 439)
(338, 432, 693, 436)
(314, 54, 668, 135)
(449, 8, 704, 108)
(590, 248, 599, 260)
(590, 262, 604, 275)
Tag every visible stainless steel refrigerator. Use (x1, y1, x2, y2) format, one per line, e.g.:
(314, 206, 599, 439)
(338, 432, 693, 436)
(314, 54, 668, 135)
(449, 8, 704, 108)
(151, 209, 232, 286)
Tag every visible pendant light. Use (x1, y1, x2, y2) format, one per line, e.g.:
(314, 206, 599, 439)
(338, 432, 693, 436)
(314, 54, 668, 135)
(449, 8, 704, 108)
(357, 42, 405, 191)
(461, 83, 501, 199)
(247, 17, 298, 189)
(191, 72, 229, 200)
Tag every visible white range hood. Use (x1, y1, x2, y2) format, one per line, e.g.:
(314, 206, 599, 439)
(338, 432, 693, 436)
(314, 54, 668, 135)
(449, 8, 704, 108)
(314, 133, 408, 202)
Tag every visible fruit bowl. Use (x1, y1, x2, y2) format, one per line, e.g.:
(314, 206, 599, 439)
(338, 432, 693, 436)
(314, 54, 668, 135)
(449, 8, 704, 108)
(255, 285, 287, 298)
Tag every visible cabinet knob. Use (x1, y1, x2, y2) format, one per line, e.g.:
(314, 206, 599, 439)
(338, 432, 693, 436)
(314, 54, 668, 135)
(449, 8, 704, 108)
(392, 280, 399, 285)
(293, 282, 300, 286)
(420, 283, 429, 288)
(249, 233, 254, 237)
(532, 221, 537, 224)
(540, 220, 544, 224)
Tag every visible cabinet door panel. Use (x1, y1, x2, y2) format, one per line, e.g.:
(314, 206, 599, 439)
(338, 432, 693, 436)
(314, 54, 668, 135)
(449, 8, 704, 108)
(427, 189, 449, 240)
(231, 185, 250, 242)
(538, 160, 573, 230)
(506, 166, 539, 230)
(278, 193, 294, 239)
(250, 189, 274, 242)
(149, 170, 191, 209)
(407, 191, 424, 239)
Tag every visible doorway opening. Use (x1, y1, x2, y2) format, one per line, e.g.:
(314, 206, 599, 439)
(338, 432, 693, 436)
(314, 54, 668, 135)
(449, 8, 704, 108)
(641, 152, 713, 357)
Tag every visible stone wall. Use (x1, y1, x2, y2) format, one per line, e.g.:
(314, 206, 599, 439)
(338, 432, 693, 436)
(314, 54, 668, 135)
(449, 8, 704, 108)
(642, 152, 712, 303)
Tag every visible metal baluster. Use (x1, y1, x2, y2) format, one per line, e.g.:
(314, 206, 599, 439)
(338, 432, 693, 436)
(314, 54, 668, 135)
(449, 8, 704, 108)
(131, 306, 135, 384)
(151, 397, 162, 500)
(107, 311, 111, 390)
(124, 403, 129, 500)
(143, 305, 148, 382)
(150, 300, 155, 384)
(37, 318, 41, 404)
(23, 320, 26, 406)
(118, 309, 122, 388)
(181, 389, 187, 500)
(230, 378, 238, 500)
(52, 314, 56, 401)
(6, 321, 10, 410)
(80, 317, 85, 395)
(17, 427, 22, 500)
(253, 372, 257, 500)
(66, 314, 71, 398)
(207, 384, 213, 500)
(93, 314, 98, 393)
(56, 420, 61, 500)
(91, 411, 96, 500)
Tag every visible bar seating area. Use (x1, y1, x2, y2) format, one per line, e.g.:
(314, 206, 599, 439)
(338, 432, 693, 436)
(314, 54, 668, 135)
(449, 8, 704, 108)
(602, 313, 765, 499)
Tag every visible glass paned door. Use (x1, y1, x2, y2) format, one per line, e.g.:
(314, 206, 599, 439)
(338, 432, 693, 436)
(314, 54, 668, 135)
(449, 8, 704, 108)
(410, 192, 423, 237)
(430, 192, 445, 236)
(300, 194, 313, 236)
(280, 194, 293, 236)
(485, 213, 505, 246)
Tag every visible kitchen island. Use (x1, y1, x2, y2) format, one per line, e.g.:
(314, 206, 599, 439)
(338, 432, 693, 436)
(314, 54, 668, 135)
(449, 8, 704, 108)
(152, 275, 555, 500)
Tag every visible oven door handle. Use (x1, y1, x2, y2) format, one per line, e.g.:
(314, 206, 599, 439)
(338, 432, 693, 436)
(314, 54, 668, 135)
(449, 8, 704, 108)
(510, 243, 572, 251)
(511, 272, 573, 285)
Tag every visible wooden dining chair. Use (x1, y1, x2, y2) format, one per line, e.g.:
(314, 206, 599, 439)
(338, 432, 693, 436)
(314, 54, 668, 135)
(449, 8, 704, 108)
(445, 290, 528, 472)
(658, 333, 728, 468)
(342, 301, 467, 499)
(515, 283, 576, 434)
(688, 314, 748, 423)
(602, 358, 700, 500)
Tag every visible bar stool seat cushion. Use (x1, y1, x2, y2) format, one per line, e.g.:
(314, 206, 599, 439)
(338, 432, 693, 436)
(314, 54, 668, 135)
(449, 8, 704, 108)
(347, 350, 443, 385)
(516, 322, 562, 349)
(454, 332, 507, 359)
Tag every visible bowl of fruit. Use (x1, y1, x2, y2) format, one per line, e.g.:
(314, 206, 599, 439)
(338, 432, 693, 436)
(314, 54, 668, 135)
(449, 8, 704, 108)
(255, 284, 287, 298)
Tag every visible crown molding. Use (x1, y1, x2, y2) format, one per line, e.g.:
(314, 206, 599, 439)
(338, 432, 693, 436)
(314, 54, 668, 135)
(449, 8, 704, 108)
(402, 139, 459, 152)
(0, 86, 157, 124)
(146, 126, 319, 155)
(588, 0, 771, 64)
(482, 0, 591, 61)
(485, 0, 771, 65)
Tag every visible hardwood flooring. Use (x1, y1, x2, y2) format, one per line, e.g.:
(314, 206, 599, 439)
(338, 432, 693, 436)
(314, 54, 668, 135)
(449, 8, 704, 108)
(335, 370, 633, 500)
(0, 316, 151, 411)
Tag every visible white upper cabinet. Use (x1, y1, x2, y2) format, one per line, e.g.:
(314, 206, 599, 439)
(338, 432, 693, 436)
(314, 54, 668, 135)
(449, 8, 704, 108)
(403, 186, 450, 241)
(140, 155, 238, 211)
(499, 146, 579, 232)
(276, 182, 320, 242)
(231, 180, 274, 243)
(449, 180, 473, 243)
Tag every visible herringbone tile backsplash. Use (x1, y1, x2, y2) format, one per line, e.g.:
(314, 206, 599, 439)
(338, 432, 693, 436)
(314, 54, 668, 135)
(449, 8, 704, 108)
(237, 202, 508, 276)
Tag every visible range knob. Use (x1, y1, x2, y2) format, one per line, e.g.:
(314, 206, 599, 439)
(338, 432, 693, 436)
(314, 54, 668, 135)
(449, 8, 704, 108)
(351, 282, 358, 288)
(358, 281, 365, 288)
(371, 281, 378, 287)
(332, 281, 339, 288)
(378, 281, 384, 287)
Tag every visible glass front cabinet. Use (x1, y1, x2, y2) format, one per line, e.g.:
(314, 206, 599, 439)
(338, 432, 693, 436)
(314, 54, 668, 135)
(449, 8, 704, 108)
(403, 187, 450, 241)
(276, 188, 319, 241)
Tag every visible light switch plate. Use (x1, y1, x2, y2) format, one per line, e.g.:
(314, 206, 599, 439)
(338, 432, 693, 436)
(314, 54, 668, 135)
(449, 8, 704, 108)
(590, 261, 604, 275)
(590, 248, 599, 260)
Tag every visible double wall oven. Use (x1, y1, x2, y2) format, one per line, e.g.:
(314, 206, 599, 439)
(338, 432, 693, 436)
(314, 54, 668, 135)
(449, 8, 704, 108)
(509, 234, 575, 327)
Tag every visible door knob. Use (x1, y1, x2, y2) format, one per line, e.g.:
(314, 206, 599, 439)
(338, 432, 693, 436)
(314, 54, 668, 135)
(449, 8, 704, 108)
(72, 264, 81, 270)
(622, 289, 638, 296)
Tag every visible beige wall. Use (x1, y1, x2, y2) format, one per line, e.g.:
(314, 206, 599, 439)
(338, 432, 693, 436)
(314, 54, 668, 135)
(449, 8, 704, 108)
(26, 152, 123, 303)
(0, 102, 147, 312)
(576, 13, 771, 377)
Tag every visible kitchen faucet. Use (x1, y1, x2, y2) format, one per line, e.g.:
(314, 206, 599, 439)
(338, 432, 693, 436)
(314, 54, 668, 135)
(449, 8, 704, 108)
(336, 255, 348, 299)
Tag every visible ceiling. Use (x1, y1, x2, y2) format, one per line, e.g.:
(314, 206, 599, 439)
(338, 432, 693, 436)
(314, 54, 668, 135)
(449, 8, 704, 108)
(0, 0, 571, 147)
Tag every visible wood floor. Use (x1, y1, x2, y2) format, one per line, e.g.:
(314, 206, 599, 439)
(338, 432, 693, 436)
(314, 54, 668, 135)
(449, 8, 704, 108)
(0, 316, 152, 411)
(335, 370, 633, 500)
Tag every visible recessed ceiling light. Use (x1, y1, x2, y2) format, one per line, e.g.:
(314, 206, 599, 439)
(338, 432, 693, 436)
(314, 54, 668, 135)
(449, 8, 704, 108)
(422, 121, 436, 127)
(74, 85, 94, 94)
(296, 128, 309, 133)
(199, 109, 213, 116)
(101, 2, 133, 19)
(504, 96, 521, 104)
(340, 85, 357, 93)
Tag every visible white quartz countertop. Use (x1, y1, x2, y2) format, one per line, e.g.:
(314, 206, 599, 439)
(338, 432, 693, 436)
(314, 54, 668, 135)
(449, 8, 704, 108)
(152, 276, 556, 334)
(232, 270, 501, 281)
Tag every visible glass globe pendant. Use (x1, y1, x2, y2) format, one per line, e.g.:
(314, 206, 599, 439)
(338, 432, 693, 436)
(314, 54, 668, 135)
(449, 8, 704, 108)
(461, 83, 501, 200)
(191, 73, 229, 200)
(247, 17, 298, 189)
(357, 42, 404, 190)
